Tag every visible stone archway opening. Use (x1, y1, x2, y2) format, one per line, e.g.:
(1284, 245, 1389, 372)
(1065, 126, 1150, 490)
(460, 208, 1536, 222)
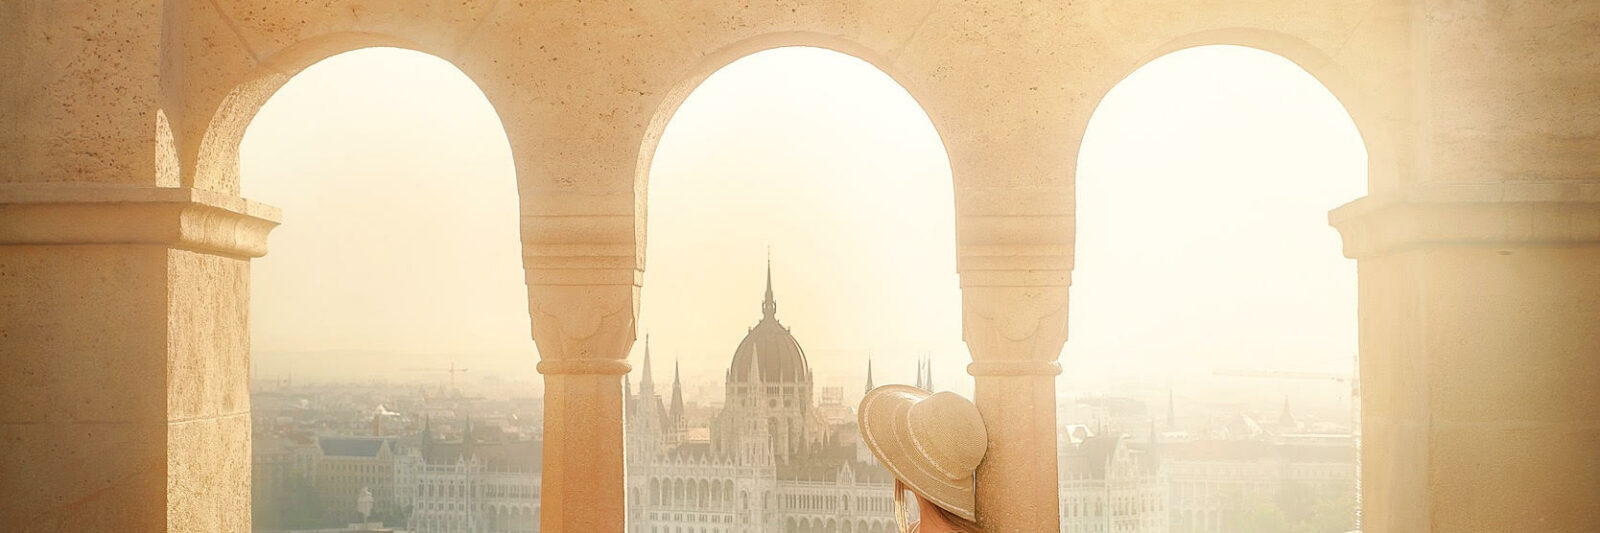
(1066, 44, 1367, 533)
(236, 47, 532, 531)
(623, 45, 961, 531)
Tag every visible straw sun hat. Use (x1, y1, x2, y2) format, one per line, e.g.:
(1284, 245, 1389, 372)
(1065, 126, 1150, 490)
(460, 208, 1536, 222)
(858, 385, 989, 522)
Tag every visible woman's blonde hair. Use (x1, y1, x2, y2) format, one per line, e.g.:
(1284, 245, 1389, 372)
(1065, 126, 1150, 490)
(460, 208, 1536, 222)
(893, 480, 984, 533)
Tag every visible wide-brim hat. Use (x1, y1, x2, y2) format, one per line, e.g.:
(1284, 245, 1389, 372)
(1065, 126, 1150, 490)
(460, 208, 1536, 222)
(858, 385, 988, 522)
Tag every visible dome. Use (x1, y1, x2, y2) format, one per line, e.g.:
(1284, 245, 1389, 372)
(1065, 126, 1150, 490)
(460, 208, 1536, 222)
(729, 319, 810, 384)
(727, 262, 811, 384)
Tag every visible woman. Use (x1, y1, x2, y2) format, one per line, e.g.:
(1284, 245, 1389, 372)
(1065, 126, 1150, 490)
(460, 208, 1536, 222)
(858, 385, 989, 533)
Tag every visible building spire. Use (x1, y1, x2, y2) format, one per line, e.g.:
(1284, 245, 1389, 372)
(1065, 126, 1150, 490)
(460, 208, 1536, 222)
(924, 356, 934, 392)
(864, 352, 875, 394)
(669, 358, 685, 424)
(915, 359, 925, 390)
(639, 334, 656, 397)
(762, 253, 777, 320)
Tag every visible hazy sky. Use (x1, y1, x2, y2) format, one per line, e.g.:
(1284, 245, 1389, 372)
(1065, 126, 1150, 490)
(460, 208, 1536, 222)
(242, 50, 530, 382)
(241, 45, 1363, 401)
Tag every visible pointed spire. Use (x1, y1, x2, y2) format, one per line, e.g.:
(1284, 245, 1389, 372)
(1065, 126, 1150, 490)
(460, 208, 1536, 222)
(669, 358, 685, 424)
(761, 253, 777, 320)
(639, 334, 656, 397)
(915, 359, 925, 389)
(864, 352, 875, 394)
(924, 356, 934, 392)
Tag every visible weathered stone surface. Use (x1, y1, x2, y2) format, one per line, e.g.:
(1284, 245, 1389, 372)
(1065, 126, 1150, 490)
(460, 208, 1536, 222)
(3, 1, 1600, 532)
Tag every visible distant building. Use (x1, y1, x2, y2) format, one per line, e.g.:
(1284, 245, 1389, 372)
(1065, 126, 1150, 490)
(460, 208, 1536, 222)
(398, 417, 543, 533)
(1057, 429, 1170, 533)
(626, 264, 901, 533)
(311, 436, 403, 524)
(1165, 434, 1356, 533)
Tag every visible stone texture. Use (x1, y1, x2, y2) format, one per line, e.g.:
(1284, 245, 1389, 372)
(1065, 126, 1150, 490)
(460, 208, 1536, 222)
(0, 244, 170, 531)
(167, 413, 251, 533)
(2, 1, 1599, 532)
(0, 1, 165, 187)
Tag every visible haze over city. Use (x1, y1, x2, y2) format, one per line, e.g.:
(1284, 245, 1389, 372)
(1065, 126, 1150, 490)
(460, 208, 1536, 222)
(243, 46, 1363, 412)
(13, 4, 1598, 533)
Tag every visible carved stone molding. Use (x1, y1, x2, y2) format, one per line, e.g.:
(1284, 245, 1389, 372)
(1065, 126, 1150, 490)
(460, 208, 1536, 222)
(1330, 181, 1600, 259)
(955, 185, 1075, 285)
(0, 184, 281, 258)
(525, 282, 638, 375)
(520, 187, 643, 375)
(954, 186, 1074, 371)
(960, 285, 1071, 374)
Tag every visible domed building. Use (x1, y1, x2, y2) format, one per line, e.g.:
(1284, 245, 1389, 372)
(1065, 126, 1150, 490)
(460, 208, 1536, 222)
(624, 262, 901, 533)
(716, 261, 816, 461)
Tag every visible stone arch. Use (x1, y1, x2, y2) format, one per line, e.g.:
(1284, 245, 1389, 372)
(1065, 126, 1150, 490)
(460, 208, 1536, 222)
(633, 33, 956, 228)
(192, 32, 513, 196)
(1083, 28, 1382, 193)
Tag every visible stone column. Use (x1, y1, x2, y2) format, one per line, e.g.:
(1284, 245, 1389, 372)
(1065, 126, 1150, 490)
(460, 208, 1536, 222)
(1331, 183, 1600, 532)
(957, 187, 1072, 533)
(523, 191, 639, 533)
(0, 184, 279, 532)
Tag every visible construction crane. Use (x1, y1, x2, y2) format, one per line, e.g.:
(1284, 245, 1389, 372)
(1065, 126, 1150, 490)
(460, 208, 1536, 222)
(1210, 366, 1359, 426)
(405, 361, 470, 394)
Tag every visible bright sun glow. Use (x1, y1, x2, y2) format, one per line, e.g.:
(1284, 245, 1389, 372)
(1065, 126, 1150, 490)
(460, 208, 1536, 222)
(639, 47, 963, 401)
(242, 48, 532, 383)
(1067, 45, 1366, 405)
(239, 45, 1366, 408)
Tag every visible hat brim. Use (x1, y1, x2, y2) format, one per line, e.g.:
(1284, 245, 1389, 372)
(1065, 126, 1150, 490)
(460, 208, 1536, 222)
(858, 385, 978, 522)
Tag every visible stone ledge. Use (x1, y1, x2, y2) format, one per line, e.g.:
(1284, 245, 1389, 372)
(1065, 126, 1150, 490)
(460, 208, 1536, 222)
(1329, 181, 1600, 258)
(0, 184, 281, 258)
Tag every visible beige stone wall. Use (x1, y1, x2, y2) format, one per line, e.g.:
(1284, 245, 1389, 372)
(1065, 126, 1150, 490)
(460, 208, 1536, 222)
(0, 245, 170, 531)
(2, 1, 1597, 532)
(0, 2, 167, 187)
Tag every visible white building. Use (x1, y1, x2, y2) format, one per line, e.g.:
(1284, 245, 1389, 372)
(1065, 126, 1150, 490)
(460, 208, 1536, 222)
(1057, 427, 1170, 533)
(398, 418, 543, 533)
(625, 266, 901, 533)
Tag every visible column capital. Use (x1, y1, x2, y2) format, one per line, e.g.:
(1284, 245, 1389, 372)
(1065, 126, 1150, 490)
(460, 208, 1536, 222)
(960, 284, 1070, 375)
(955, 185, 1075, 286)
(955, 186, 1073, 373)
(525, 281, 638, 376)
(956, 186, 1072, 533)
(1330, 181, 1600, 259)
(0, 184, 281, 258)
(520, 189, 642, 375)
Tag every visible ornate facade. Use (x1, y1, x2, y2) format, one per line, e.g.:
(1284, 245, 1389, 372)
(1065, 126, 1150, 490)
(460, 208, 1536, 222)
(625, 268, 899, 533)
(398, 420, 544, 533)
(1057, 430, 1169, 533)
